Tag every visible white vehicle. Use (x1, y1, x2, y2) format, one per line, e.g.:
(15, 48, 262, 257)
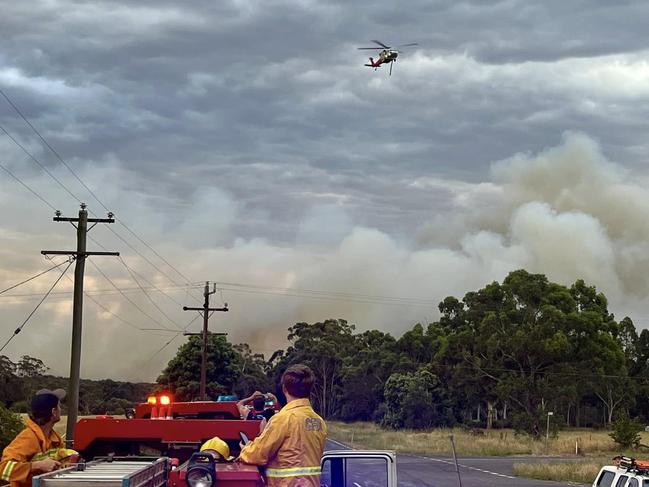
(593, 457, 649, 487)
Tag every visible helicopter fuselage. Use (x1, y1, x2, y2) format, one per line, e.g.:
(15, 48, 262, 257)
(379, 49, 399, 62)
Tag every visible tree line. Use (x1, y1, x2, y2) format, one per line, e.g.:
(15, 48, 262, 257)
(0, 355, 152, 415)
(159, 269, 649, 437)
(3, 269, 648, 440)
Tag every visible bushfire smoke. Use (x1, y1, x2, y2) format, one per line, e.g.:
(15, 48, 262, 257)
(2, 132, 648, 380)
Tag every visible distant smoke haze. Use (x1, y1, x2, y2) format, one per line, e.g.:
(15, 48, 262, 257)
(2, 132, 649, 381)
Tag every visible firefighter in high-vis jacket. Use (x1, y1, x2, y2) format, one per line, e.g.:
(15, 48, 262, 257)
(1, 389, 79, 487)
(239, 364, 327, 487)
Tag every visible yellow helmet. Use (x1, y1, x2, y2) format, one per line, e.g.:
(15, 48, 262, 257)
(55, 448, 80, 464)
(200, 437, 234, 461)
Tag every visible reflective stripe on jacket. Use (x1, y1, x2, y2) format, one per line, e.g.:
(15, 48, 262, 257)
(0, 418, 64, 487)
(239, 398, 327, 487)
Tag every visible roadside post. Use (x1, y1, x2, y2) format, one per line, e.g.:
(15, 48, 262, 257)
(449, 435, 463, 487)
(546, 411, 554, 454)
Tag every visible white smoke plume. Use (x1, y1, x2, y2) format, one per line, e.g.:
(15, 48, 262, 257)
(2, 132, 649, 380)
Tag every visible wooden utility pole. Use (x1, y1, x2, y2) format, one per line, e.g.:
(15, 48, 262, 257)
(42, 204, 119, 446)
(183, 281, 228, 400)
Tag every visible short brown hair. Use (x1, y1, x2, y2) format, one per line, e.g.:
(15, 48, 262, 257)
(281, 364, 315, 398)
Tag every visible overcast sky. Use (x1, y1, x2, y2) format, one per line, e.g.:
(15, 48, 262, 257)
(3, 0, 649, 381)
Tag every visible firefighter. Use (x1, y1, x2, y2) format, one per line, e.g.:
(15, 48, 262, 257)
(239, 364, 327, 486)
(0, 389, 77, 487)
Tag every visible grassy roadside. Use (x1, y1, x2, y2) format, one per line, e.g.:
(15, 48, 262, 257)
(327, 421, 626, 456)
(327, 422, 646, 484)
(512, 459, 609, 484)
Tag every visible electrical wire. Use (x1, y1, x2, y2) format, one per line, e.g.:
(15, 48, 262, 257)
(0, 284, 200, 299)
(0, 258, 71, 295)
(0, 93, 202, 304)
(87, 259, 179, 332)
(115, 253, 187, 307)
(209, 280, 436, 305)
(0, 259, 73, 353)
(211, 285, 436, 308)
(0, 125, 82, 203)
(0, 161, 58, 211)
(0, 85, 188, 293)
(59, 271, 146, 333)
(117, 256, 185, 330)
(145, 314, 201, 364)
(0, 88, 99, 208)
(93, 227, 201, 299)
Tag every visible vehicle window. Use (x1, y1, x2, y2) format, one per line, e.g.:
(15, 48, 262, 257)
(320, 457, 389, 487)
(626, 478, 639, 487)
(616, 476, 629, 487)
(596, 471, 616, 487)
(343, 458, 388, 487)
(321, 459, 331, 487)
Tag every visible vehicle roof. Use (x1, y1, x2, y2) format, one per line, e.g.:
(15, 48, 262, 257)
(599, 465, 649, 479)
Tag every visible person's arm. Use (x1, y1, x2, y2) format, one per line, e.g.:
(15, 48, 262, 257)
(0, 431, 60, 484)
(239, 413, 286, 465)
(236, 392, 263, 419)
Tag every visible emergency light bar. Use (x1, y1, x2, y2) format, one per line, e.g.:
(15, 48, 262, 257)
(144, 393, 174, 419)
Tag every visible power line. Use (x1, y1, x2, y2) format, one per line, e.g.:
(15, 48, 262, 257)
(118, 256, 185, 330)
(209, 281, 437, 305)
(118, 222, 195, 289)
(211, 284, 437, 308)
(87, 259, 179, 332)
(59, 271, 193, 336)
(90, 228, 203, 305)
(116, 254, 187, 307)
(0, 91, 202, 304)
(0, 258, 71, 295)
(59, 271, 143, 333)
(0, 259, 73, 353)
(0, 284, 200, 299)
(0, 88, 101, 210)
(145, 314, 201, 364)
(0, 161, 58, 211)
(0, 124, 82, 203)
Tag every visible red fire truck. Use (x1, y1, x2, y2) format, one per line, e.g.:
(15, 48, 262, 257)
(61, 393, 396, 486)
(73, 393, 276, 462)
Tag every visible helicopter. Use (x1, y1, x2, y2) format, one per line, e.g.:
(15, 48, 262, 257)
(358, 40, 419, 75)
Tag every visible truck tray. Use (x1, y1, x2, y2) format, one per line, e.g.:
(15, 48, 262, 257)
(32, 458, 168, 487)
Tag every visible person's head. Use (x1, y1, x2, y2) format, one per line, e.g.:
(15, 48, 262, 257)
(252, 395, 266, 411)
(30, 389, 65, 426)
(281, 364, 314, 399)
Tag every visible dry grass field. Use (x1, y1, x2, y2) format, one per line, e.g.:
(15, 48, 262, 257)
(512, 459, 609, 484)
(327, 421, 633, 456)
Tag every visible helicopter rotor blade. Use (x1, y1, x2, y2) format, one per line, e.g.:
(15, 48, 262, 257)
(389, 61, 393, 76)
(371, 40, 391, 48)
(357, 47, 382, 50)
(398, 43, 419, 47)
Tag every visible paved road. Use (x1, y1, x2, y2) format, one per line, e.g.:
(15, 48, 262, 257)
(324, 439, 590, 487)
